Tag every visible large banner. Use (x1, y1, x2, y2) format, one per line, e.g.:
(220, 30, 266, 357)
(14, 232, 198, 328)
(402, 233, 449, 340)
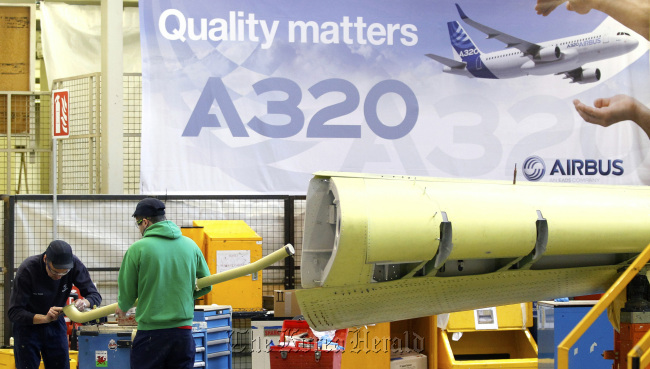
(140, 0, 650, 194)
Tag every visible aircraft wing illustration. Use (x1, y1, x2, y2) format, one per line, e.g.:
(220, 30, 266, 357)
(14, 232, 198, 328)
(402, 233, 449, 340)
(455, 3, 544, 59)
(296, 172, 650, 330)
(425, 53, 467, 69)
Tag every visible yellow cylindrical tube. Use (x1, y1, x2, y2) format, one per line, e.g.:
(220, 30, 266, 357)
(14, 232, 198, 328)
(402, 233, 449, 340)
(63, 244, 295, 323)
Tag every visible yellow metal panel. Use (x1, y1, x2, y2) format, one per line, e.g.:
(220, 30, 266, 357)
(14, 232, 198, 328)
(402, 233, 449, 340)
(0, 349, 77, 368)
(422, 183, 537, 259)
(181, 226, 206, 254)
(365, 180, 440, 263)
(182, 225, 208, 305)
(446, 303, 533, 332)
(193, 220, 262, 241)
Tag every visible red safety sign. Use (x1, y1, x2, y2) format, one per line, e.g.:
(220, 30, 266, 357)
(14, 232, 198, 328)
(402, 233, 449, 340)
(52, 89, 69, 138)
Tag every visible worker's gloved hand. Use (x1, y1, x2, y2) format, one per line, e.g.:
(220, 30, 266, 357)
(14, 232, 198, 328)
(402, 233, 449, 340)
(74, 298, 89, 311)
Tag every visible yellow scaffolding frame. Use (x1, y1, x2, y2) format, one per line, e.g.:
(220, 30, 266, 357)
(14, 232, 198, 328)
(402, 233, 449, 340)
(557, 242, 650, 369)
(628, 329, 650, 369)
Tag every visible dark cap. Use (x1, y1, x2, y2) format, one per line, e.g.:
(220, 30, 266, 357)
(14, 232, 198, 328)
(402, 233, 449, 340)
(46, 240, 74, 269)
(132, 198, 166, 218)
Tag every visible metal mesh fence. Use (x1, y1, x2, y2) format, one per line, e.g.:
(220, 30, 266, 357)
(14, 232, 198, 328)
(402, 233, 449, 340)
(1, 74, 160, 196)
(123, 74, 141, 194)
(0, 92, 52, 195)
(52, 74, 101, 194)
(49, 73, 142, 194)
(4, 194, 305, 369)
(0, 197, 4, 342)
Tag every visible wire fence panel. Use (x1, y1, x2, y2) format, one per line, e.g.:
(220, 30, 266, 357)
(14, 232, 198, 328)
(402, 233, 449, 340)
(0, 92, 52, 195)
(3, 194, 305, 366)
(49, 73, 142, 194)
(123, 74, 141, 194)
(52, 74, 101, 194)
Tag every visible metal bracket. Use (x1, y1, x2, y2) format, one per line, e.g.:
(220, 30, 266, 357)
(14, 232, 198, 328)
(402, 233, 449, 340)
(421, 211, 453, 276)
(515, 210, 548, 270)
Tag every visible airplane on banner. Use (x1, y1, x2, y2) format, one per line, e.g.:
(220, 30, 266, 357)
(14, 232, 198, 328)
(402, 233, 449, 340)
(426, 4, 639, 83)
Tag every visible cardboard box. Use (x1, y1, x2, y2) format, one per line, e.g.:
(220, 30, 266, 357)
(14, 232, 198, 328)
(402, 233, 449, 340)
(0, 6, 31, 91)
(389, 354, 427, 369)
(0, 6, 32, 135)
(274, 289, 301, 318)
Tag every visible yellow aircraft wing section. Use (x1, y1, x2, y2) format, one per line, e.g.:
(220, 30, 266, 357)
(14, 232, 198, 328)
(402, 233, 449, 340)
(297, 172, 650, 331)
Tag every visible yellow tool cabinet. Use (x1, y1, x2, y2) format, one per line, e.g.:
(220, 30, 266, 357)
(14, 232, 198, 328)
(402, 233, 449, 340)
(184, 220, 263, 311)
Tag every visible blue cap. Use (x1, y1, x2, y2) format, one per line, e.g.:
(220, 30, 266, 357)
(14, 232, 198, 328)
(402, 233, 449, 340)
(132, 198, 166, 217)
(46, 240, 74, 269)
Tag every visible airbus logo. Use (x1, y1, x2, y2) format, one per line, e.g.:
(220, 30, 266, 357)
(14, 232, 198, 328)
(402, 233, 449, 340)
(522, 156, 546, 181)
(522, 156, 625, 182)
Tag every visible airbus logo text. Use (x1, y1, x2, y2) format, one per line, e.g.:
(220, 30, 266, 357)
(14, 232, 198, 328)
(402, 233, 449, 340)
(522, 156, 624, 183)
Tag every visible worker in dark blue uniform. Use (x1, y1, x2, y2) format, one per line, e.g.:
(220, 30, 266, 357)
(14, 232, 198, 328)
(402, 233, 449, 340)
(8, 240, 102, 369)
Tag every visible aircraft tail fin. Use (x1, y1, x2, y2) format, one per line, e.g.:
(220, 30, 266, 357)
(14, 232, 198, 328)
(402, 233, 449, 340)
(448, 21, 482, 62)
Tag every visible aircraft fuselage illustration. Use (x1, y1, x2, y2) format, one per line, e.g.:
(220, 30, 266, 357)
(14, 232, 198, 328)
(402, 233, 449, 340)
(426, 4, 639, 83)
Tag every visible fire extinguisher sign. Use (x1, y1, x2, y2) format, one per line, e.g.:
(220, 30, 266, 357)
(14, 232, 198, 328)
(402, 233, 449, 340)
(52, 89, 69, 138)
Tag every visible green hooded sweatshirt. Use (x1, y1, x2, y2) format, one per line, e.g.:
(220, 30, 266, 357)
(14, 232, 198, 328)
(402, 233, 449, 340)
(117, 220, 212, 330)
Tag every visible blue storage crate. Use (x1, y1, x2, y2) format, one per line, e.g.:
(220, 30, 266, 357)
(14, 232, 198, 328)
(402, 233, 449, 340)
(77, 325, 134, 368)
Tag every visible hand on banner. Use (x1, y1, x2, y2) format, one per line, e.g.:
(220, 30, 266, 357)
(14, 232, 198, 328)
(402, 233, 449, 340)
(535, 0, 593, 16)
(573, 96, 650, 139)
(535, 0, 650, 40)
(537, 0, 650, 139)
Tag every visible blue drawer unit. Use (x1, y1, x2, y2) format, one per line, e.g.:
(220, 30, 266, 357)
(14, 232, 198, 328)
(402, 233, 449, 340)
(194, 328, 207, 367)
(194, 305, 232, 369)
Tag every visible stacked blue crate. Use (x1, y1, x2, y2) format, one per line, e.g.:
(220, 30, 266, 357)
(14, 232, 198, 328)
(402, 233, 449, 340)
(194, 305, 233, 369)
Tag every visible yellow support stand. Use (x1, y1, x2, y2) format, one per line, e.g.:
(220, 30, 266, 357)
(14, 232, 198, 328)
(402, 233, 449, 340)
(628, 329, 650, 369)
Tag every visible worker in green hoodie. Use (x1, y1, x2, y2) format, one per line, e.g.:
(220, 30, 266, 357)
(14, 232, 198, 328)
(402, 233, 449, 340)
(117, 198, 212, 369)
